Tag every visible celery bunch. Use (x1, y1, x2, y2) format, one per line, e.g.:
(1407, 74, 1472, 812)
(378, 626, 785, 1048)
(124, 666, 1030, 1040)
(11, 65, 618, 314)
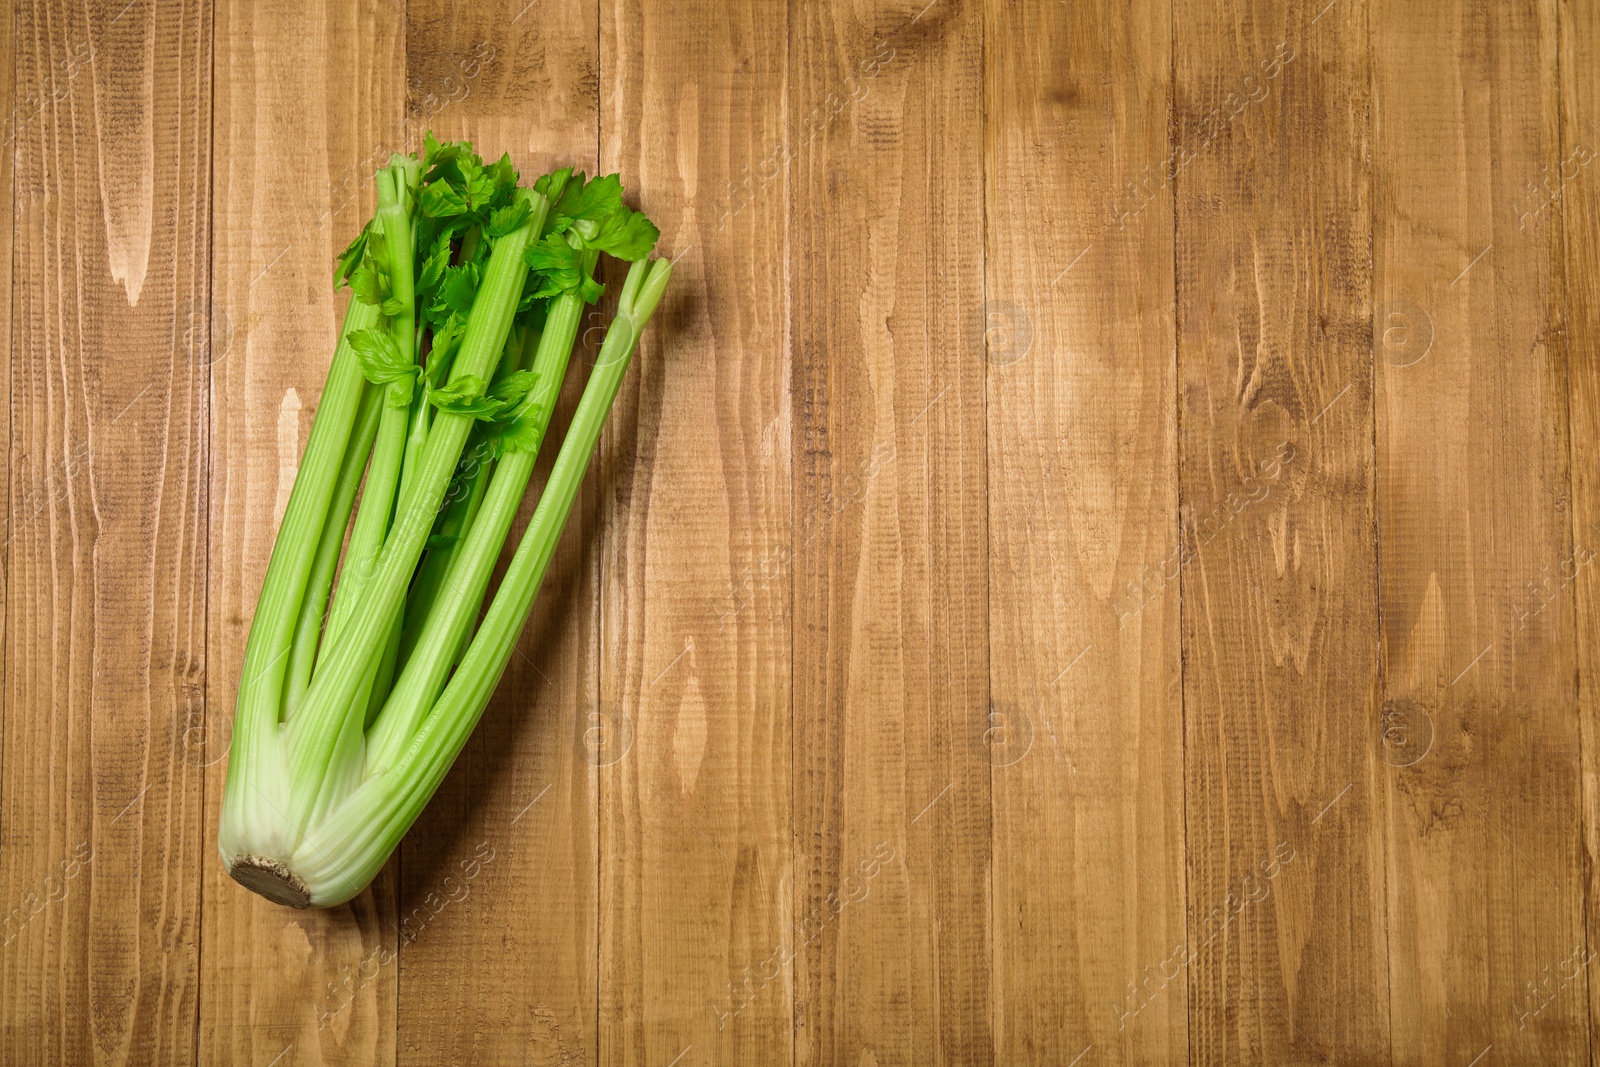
(219, 135, 670, 908)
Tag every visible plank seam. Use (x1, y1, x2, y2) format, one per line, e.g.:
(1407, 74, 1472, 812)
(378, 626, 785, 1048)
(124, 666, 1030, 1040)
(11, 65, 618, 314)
(1553, 1, 1598, 1061)
(1362, 0, 1396, 1057)
(0, 0, 17, 928)
(781, 0, 796, 1061)
(196, 0, 218, 1059)
(978, 0, 996, 1060)
(593, 0, 604, 1059)
(396, 1, 409, 1059)
(1167, 0, 1194, 1060)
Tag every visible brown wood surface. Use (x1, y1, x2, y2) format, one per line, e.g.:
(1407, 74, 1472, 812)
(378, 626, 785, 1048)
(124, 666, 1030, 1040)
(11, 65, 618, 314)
(1566, 1, 1600, 1065)
(398, 4, 601, 1064)
(0, 0, 13, 1043)
(789, 1, 990, 1065)
(5, 1, 1600, 1065)
(984, 0, 1184, 1063)
(1375, 2, 1582, 1064)
(1174, 0, 1389, 1063)
(597, 0, 793, 1064)
(3, 0, 210, 1061)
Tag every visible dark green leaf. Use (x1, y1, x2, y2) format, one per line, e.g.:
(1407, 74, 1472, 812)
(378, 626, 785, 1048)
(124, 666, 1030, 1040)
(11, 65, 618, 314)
(532, 167, 575, 206)
(490, 411, 547, 456)
(522, 303, 551, 334)
(488, 153, 518, 186)
(437, 263, 480, 318)
(490, 369, 538, 407)
(453, 155, 496, 209)
(566, 174, 623, 226)
(548, 171, 590, 229)
(349, 328, 418, 407)
(421, 180, 469, 217)
(422, 131, 471, 178)
(526, 234, 580, 274)
(366, 231, 392, 273)
(425, 314, 465, 384)
(428, 375, 504, 420)
(590, 207, 661, 261)
(485, 201, 532, 238)
(416, 232, 453, 293)
(350, 328, 409, 380)
(526, 235, 596, 300)
(515, 287, 549, 322)
(333, 221, 371, 286)
(469, 174, 499, 209)
(349, 264, 388, 307)
(485, 153, 520, 207)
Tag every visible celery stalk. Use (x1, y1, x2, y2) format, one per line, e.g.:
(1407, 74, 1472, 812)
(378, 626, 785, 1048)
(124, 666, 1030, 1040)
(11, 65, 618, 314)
(218, 144, 668, 908)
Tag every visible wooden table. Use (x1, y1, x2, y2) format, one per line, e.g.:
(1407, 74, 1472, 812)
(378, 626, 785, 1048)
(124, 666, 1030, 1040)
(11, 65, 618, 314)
(2, 0, 1597, 1064)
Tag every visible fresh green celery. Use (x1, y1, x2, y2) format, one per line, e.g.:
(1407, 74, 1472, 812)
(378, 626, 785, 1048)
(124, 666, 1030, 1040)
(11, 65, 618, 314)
(366, 287, 588, 773)
(295, 259, 670, 900)
(323, 161, 422, 655)
(219, 145, 667, 907)
(282, 187, 548, 832)
(283, 384, 383, 716)
(218, 290, 381, 870)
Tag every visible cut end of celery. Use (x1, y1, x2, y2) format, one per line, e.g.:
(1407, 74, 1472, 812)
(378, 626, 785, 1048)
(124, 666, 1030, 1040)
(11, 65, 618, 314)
(229, 855, 312, 909)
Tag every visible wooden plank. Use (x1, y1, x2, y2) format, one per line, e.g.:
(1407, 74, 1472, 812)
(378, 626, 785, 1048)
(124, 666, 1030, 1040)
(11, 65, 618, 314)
(0, 0, 15, 1029)
(983, 0, 1185, 1061)
(396, 5, 601, 1064)
(1374, 1, 1583, 1062)
(1172, 2, 1389, 1062)
(0, 0, 209, 1062)
(596, 0, 793, 1063)
(1563, 0, 1600, 1059)
(789, 2, 990, 1064)
(200, 3, 404, 1064)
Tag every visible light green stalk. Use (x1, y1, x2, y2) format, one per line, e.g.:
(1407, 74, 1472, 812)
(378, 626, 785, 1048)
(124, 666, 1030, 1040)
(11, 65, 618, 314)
(219, 155, 669, 910)
(282, 384, 384, 716)
(322, 161, 421, 659)
(394, 299, 552, 673)
(282, 189, 549, 831)
(366, 290, 588, 773)
(292, 258, 671, 903)
(218, 291, 382, 863)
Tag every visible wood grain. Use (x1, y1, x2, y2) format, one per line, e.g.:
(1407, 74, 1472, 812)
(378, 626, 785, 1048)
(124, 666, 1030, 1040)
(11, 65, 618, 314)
(200, 2, 404, 1065)
(1375, 1, 1584, 1063)
(790, 1, 990, 1064)
(1562, 0, 1600, 1061)
(983, 0, 1186, 1061)
(4, 2, 1599, 1063)
(1173, 1, 1389, 1062)
(0, 0, 14, 1035)
(1, 0, 210, 1062)
(397, 3, 601, 1063)
(597, 0, 793, 1063)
